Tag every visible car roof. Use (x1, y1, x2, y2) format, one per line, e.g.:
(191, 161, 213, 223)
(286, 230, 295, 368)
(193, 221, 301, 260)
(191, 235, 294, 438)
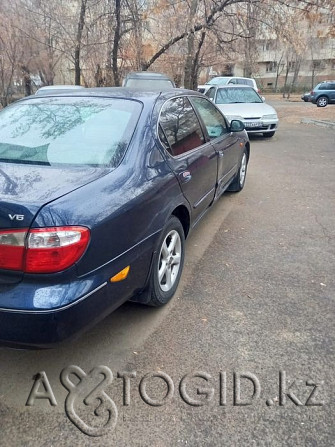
(17, 87, 204, 106)
(318, 80, 335, 85)
(211, 84, 255, 89)
(207, 76, 256, 82)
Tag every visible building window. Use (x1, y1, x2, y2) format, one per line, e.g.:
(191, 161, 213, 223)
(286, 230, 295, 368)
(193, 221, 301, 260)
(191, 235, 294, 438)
(266, 61, 277, 72)
(263, 40, 275, 51)
(312, 60, 326, 70)
(288, 61, 296, 72)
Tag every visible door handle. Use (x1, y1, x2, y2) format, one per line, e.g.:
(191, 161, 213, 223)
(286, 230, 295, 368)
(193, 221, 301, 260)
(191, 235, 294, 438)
(180, 171, 192, 183)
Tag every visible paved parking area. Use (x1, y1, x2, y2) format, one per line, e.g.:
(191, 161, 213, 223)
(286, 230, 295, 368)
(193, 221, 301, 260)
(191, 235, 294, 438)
(0, 113, 334, 446)
(266, 95, 335, 125)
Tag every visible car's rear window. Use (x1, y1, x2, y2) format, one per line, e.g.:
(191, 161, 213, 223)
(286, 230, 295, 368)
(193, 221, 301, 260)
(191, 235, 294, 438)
(125, 79, 174, 89)
(0, 97, 142, 167)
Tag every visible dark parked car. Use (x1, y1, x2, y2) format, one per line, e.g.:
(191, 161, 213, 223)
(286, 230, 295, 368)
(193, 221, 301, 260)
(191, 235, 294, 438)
(35, 85, 86, 95)
(122, 72, 176, 89)
(0, 88, 249, 347)
(301, 92, 311, 102)
(310, 81, 335, 107)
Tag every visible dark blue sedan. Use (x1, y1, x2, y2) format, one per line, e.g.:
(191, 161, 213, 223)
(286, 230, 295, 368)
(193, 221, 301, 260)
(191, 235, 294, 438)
(0, 88, 250, 347)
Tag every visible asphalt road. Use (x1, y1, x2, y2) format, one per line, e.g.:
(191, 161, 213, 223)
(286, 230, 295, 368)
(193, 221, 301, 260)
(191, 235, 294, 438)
(0, 120, 334, 446)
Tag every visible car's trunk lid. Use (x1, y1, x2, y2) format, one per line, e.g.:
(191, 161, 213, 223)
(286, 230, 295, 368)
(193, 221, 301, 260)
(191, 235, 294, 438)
(0, 163, 108, 284)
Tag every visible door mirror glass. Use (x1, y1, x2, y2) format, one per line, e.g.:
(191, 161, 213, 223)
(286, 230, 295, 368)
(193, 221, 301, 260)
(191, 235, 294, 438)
(230, 120, 245, 132)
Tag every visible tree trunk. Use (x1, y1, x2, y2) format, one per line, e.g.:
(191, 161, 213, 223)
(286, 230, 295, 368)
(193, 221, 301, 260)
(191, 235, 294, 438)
(22, 66, 32, 96)
(184, 0, 198, 90)
(243, 1, 257, 78)
(112, 0, 121, 86)
(190, 30, 206, 90)
(74, 0, 87, 86)
(129, 0, 143, 70)
(282, 59, 290, 98)
(105, 0, 114, 86)
(274, 54, 283, 93)
(287, 57, 301, 99)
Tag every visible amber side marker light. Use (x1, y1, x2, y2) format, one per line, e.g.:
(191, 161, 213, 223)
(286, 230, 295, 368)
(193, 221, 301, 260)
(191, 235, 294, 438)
(110, 266, 130, 283)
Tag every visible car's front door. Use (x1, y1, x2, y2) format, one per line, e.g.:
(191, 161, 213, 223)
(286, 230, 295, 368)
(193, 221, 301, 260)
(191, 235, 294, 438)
(329, 83, 335, 103)
(158, 96, 217, 223)
(190, 96, 241, 197)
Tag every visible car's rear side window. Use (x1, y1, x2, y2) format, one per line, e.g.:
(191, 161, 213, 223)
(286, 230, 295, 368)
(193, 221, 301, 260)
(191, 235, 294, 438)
(0, 97, 142, 167)
(206, 87, 216, 100)
(319, 83, 330, 90)
(159, 97, 205, 156)
(239, 79, 253, 87)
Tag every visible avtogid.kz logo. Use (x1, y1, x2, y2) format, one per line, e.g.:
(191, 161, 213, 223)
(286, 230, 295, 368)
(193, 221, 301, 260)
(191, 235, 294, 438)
(26, 367, 325, 437)
(27, 366, 118, 437)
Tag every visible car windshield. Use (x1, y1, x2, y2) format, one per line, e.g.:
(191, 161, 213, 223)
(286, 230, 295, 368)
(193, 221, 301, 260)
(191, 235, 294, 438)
(125, 79, 173, 89)
(206, 78, 229, 85)
(215, 87, 262, 104)
(0, 97, 142, 167)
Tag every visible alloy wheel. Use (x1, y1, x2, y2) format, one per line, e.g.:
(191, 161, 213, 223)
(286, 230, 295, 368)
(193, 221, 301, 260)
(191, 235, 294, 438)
(158, 230, 182, 292)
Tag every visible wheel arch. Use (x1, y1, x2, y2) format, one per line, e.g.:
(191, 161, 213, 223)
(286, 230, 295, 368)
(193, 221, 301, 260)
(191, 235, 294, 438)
(171, 205, 191, 239)
(245, 141, 250, 161)
(317, 94, 329, 102)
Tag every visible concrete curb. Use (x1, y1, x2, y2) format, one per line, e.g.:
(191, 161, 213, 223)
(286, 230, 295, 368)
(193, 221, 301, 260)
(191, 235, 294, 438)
(301, 118, 335, 129)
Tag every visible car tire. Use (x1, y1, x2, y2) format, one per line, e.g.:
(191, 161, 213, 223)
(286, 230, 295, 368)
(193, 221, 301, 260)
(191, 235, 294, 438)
(228, 148, 248, 192)
(146, 216, 185, 307)
(263, 131, 275, 138)
(316, 96, 328, 107)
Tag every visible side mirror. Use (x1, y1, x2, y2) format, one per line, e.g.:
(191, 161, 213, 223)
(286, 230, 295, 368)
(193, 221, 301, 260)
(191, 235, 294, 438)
(230, 120, 245, 132)
(262, 96, 265, 102)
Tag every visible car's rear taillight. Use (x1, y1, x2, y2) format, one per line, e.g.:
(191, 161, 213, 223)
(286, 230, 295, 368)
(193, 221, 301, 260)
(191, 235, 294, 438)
(0, 226, 90, 273)
(311, 91, 314, 95)
(0, 229, 26, 270)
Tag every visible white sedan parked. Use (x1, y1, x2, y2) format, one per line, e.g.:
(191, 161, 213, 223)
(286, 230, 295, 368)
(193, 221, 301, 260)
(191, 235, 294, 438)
(205, 85, 278, 138)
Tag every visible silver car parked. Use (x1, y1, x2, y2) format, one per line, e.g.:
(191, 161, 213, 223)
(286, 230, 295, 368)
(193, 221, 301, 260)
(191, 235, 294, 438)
(204, 85, 278, 138)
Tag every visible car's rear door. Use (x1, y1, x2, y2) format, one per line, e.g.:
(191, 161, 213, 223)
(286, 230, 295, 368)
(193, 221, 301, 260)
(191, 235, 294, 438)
(158, 96, 217, 223)
(190, 96, 240, 197)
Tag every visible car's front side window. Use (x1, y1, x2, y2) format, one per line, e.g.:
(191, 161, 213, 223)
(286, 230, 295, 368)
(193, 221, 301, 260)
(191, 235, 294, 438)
(190, 96, 228, 139)
(159, 97, 205, 157)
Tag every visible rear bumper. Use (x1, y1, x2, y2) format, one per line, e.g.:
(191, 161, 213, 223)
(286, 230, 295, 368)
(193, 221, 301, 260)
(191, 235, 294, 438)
(0, 231, 159, 348)
(0, 282, 116, 348)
